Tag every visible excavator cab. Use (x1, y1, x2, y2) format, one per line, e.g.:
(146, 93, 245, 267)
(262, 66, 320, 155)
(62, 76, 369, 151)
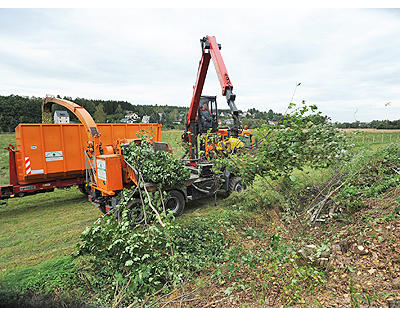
(198, 96, 218, 133)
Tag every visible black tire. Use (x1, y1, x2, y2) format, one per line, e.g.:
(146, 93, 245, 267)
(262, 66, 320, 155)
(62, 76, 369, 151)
(228, 176, 246, 194)
(127, 202, 145, 224)
(113, 199, 145, 227)
(99, 202, 107, 214)
(165, 190, 185, 217)
(78, 184, 89, 196)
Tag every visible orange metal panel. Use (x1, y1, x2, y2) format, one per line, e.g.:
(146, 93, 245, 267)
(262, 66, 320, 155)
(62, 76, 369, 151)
(13, 123, 162, 185)
(42, 125, 64, 174)
(96, 124, 162, 145)
(62, 124, 85, 172)
(96, 155, 123, 192)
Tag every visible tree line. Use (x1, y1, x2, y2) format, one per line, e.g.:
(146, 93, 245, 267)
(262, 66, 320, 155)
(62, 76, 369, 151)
(3, 94, 399, 133)
(0, 95, 289, 132)
(0, 95, 188, 132)
(333, 120, 400, 130)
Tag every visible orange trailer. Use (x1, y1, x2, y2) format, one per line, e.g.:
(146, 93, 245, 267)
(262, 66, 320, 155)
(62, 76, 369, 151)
(13, 123, 162, 185)
(1, 122, 162, 200)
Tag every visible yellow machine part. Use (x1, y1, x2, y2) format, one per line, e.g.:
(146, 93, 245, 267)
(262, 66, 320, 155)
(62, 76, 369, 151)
(215, 137, 245, 154)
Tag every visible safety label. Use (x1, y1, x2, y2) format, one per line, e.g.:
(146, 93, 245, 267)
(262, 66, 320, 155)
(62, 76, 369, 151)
(31, 169, 44, 174)
(97, 159, 107, 181)
(20, 185, 36, 191)
(45, 151, 63, 162)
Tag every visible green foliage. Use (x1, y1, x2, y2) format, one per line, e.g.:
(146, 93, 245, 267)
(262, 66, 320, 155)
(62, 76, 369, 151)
(333, 144, 400, 212)
(74, 131, 224, 306)
(76, 215, 227, 306)
(123, 139, 190, 188)
(335, 119, 400, 130)
(228, 141, 400, 221)
(218, 103, 349, 184)
(93, 103, 107, 123)
(226, 175, 284, 213)
(0, 95, 42, 132)
(0, 256, 86, 307)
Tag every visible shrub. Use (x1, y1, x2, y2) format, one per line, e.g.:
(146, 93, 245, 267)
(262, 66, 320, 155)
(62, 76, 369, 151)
(332, 144, 400, 212)
(217, 103, 349, 185)
(76, 215, 228, 306)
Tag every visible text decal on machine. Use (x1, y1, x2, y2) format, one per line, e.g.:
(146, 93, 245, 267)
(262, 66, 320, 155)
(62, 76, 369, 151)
(45, 151, 63, 162)
(97, 159, 107, 181)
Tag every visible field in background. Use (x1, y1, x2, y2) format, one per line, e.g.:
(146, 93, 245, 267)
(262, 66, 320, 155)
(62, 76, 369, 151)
(341, 128, 400, 133)
(0, 133, 15, 185)
(161, 129, 185, 158)
(341, 129, 400, 151)
(1, 128, 400, 275)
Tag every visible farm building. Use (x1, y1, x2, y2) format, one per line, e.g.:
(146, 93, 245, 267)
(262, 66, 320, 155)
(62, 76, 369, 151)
(142, 115, 150, 123)
(54, 110, 69, 124)
(124, 112, 140, 122)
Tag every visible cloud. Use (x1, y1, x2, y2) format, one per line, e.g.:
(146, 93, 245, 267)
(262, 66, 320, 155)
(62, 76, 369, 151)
(0, 8, 399, 122)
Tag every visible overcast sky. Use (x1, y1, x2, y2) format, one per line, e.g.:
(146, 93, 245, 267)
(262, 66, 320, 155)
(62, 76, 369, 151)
(0, 8, 399, 122)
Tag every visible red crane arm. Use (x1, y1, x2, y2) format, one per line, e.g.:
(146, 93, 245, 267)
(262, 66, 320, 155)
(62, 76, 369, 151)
(187, 51, 211, 125)
(207, 35, 233, 96)
(186, 36, 239, 133)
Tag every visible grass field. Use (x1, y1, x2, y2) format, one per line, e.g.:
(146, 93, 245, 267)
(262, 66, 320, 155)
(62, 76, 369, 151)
(343, 129, 400, 151)
(0, 188, 99, 274)
(0, 133, 16, 185)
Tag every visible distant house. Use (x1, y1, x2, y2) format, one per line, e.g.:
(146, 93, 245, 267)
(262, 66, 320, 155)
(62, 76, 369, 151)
(124, 112, 140, 122)
(268, 121, 278, 126)
(142, 115, 150, 124)
(224, 119, 234, 125)
(54, 111, 69, 124)
(120, 118, 134, 124)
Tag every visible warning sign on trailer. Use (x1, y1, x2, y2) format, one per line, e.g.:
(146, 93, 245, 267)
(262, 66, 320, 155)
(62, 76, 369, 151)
(45, 151, 63, 162)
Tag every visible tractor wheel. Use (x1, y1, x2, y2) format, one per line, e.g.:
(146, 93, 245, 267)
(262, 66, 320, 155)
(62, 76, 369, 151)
(228, 176, 246, 194)
(112, 199, 145, 224)
(128, 205, 146, 225)
(165, 190, 185, 217)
